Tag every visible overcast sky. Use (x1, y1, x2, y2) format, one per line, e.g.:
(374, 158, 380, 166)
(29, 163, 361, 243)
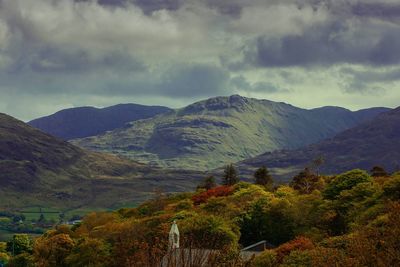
(1, 0, 400, 121)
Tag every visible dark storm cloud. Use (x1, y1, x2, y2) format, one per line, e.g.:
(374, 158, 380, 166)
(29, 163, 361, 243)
(131, 0, 182, 14)
(251, 21, 400, 67)
(77, 0, 183, 13)
(351, 2, 400, 19)
(6, 45, 145, 74)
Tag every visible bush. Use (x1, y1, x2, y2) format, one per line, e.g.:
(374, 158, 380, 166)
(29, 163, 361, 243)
(7, 253, 34, 267)
(251, 250, 277, 267)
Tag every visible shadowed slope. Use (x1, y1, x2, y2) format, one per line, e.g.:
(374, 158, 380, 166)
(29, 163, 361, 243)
(29, 104, 172, 140)
(0, 113, 202, 210)
(239, 107, 400, 181)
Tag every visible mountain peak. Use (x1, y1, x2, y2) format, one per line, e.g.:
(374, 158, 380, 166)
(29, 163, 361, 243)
(179, 95, 254, 115)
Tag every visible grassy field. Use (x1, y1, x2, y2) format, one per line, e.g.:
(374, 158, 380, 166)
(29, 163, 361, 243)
(19, 207, 61, 222)
(0, 229, 14, 241)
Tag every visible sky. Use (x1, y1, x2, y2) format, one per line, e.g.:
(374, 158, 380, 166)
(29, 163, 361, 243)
(1, 0, 400, 121)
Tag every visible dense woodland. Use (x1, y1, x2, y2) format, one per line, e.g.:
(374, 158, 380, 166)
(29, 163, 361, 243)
(1, 165, 399, 266)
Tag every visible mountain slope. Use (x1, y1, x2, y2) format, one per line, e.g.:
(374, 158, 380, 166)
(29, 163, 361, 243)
(239, 107, 400, 180)
(28, 104, 172, 140)
(72, 95, 389, 170)
(0, 113, 202, 210)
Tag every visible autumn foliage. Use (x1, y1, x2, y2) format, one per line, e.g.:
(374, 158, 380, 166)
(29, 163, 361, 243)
(274, 236, 314, 263)
(191, 185, 234, 205)
(3, 169, 400, 266)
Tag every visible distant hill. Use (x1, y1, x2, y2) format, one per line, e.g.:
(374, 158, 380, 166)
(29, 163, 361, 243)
(0, 113, 202, 211)
(28, 104, 172, 140)
(72, 95, 389, 170)
(239, 107, 400, 181)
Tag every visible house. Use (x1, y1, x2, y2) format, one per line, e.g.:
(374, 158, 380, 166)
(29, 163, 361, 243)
(160, 222, 274, 266)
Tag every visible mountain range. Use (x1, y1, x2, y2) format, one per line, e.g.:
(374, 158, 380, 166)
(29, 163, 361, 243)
(70, 95, 389, 170)
(239, 106, 400, 181)
(28, 104, 172, 140)
(0, 113, 201, 211)
(2, 94, 398, 211)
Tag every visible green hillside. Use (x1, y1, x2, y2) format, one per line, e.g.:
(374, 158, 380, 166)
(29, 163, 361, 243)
(72, 95, 388, 170)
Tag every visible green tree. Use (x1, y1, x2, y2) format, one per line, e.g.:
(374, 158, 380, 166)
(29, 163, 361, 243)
(323, 169, 372, 200)
(181, 214, 239, 250)
(197, 175, 217, 190)
(240, 199, 296, 246)
(6, 234, 32, 256)
(254, 166, 273, 187)
(223, 164, 239, 186)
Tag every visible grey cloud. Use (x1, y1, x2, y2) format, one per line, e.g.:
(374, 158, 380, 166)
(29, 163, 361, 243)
(338, 67, 400, 94)
(339, 67, 400, 83)
(100, 64, 232, 98)
(28, 49, 146, 74)
(340, 80, 386, 95)
(252, 81, 290, 93)
(230, 75, 290, 94)
(160, 64, 230, 97)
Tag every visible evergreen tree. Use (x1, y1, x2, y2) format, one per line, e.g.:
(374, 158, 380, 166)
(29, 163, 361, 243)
(38, 214, 45, 223)
(197, 175, 217, 190)
(370, 166, 389, 177)
(223, 164, 239, 186)
(254, 166, 273, 186)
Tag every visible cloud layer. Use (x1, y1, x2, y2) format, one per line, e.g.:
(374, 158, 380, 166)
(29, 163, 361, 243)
(0, 0, 400, 120)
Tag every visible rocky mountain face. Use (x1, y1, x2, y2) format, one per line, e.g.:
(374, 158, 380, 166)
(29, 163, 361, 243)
(239, 107, 400, 181)
(71, 95, 389, 170)
(28, 104, 172, 140)
(0, 113, 202, 210)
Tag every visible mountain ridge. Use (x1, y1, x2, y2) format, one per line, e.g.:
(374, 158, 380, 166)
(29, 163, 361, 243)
(28, 103, 172, 140)
(71, 95, 390, 170)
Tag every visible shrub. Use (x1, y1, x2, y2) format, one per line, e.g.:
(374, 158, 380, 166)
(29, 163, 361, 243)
(192, 186, 234, 205)
(274, 236, 314, 263)
(281, 250, 312, 267)
(383, 176, 400, 200)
